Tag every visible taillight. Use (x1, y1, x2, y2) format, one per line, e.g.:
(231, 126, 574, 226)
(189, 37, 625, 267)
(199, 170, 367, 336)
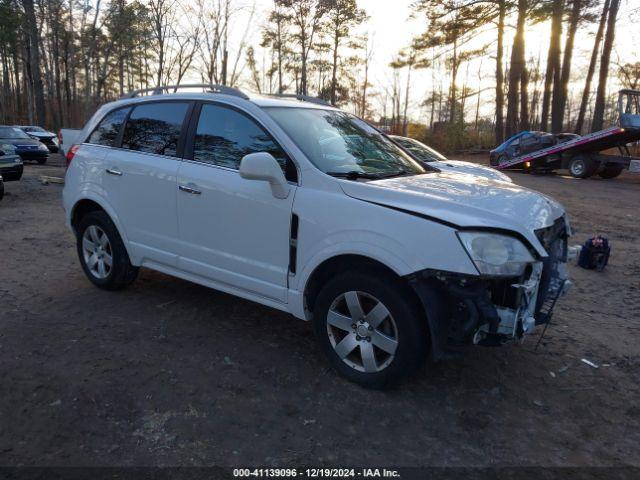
(66, 144, 79, 168)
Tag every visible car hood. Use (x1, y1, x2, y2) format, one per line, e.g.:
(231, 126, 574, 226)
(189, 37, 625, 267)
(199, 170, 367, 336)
(339, 172, 566, 256)
(1, 138, 43, 147)
(26, 131, 55, 139)
(433, 160, 511, 182)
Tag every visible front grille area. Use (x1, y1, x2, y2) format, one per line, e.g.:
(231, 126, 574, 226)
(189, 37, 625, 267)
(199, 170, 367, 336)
(535, 216, 568, 315)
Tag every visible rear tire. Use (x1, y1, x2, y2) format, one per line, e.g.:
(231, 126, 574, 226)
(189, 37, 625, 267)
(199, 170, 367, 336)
(568, 155, 597, 178)
(312, 271, 428, 388)
(598, 165, 624, 179)
(76, 211, 138, 290)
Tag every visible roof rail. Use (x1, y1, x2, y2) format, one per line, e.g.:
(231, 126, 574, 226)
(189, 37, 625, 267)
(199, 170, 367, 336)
(269, 93, 332, 107)
(121, 83, 250, 100)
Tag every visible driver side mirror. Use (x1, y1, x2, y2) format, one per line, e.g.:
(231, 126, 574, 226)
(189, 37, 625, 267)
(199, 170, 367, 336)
(239, 152, 291, 199)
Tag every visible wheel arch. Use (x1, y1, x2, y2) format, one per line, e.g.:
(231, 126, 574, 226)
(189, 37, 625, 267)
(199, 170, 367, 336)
(302, 254, 416, 317)
(69, 195, 135, 263)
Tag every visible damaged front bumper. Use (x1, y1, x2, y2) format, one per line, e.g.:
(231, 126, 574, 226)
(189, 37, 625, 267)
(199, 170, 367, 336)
(409, 219, 573, 360)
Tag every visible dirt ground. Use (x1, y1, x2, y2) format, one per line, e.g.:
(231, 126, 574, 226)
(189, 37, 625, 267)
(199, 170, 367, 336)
(0, 154, 639, 469)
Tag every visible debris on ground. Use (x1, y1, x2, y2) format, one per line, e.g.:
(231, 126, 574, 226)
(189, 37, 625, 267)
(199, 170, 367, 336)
(581, 358, 599, 369)
(39, 176, 65, 185)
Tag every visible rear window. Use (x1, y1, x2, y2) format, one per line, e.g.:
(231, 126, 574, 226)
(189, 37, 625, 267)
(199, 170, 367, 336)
(122, 102, 189, 157)
(87, 107, 130, 147)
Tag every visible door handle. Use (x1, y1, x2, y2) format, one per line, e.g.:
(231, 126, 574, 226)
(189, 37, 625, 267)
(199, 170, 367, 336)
(179, 184, 202, 195)
(105, 168, 123, 176)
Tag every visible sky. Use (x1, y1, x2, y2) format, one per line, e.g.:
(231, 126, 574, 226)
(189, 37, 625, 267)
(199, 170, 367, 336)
(199, 0, 640, 120)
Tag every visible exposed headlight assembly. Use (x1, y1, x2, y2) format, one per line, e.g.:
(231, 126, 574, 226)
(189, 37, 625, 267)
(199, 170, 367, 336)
(457, 231, 535, 277)
(38, 143, 49, 151)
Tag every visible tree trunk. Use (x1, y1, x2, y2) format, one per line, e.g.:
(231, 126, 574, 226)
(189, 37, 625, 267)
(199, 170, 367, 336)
(495, 0, 506, 143)
(592, 0, 620, 132)
(330, 22, 339, 105)
(575, 0, 609, 133)
(520, 61, 530, 130)
(402, 62, 412, 136)
(449, 36, 458, 123)
(277, 20, 283, 94)
(506, 0, 527, 137)
(552, 0, 581, 132)
(540, 0, 563, 131)
(22, 0, 46, 125)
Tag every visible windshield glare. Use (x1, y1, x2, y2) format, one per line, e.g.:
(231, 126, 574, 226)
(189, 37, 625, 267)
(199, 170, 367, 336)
(265, 107, 425, 177)
(0, 127, 30, 139)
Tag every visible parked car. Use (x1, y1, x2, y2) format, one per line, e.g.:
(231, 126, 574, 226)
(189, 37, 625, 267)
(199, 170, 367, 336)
(15, 125, 60, 153)
(0, 142, 24, 181)
(389, 135, 512, 182)
(63, 85, 572, 387)
(0, 126, 49, 164)
(489, 131, 580, 168)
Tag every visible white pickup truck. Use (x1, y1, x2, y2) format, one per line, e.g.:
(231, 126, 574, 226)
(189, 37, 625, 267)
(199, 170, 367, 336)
(58, 128, 83, 158)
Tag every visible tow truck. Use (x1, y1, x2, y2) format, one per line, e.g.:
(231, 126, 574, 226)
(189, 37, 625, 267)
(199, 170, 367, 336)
(491, 89, 640, 179)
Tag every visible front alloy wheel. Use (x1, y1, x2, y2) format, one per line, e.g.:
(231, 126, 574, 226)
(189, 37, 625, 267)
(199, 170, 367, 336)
(313, 271, 428, 388)
(326, 291, 398, 373)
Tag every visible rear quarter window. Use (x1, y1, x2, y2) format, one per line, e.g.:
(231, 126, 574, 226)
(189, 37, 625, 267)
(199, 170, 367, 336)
(122, 102, 190, 157)
(87, 107, 131, 147)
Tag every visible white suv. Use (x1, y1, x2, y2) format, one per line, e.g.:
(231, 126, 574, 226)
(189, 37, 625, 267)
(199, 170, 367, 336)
(63, 85, 571, 387)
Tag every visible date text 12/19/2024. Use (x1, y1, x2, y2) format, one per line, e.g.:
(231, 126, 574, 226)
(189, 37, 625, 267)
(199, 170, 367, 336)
(233, 468, 401, 478)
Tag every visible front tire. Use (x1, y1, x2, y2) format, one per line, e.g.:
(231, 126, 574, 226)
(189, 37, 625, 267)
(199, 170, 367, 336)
(313, 272, 428, 388)
(76, 211, 138, 290)
(37, 158, 47, 165)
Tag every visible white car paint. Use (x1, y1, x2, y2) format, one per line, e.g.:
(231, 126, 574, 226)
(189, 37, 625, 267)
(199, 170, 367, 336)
(63, 91, 569, 332)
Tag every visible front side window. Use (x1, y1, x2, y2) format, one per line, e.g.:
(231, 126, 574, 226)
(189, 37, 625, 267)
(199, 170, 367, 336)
(87, 107, 130, 147)
(122, 102, 189, 157)
(265, 107, 425, 178)
(193, 104, 291, 175)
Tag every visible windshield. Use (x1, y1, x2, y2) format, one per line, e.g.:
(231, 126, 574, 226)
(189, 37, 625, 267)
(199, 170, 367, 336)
(0, 127, 30, 139)
(393, 137, 448, 163)
(265, 107, 425, 177)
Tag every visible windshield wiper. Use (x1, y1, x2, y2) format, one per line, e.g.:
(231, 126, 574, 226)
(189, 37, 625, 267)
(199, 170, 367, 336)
(326, 170, 412, 181)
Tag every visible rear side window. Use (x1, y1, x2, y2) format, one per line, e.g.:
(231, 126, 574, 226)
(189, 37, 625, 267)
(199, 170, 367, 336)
(87, 107, 130, 146)
(193, 103, 295, 179)
(122, 102, 189, 157)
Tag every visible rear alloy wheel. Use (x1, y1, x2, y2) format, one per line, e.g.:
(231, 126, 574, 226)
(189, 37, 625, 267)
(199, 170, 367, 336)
(82, 225, 113, 280)
(313, 272, 428, 388)
(76, 211, 138, 290)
